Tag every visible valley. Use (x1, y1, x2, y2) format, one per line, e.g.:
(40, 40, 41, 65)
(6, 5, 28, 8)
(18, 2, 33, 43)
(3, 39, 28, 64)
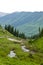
(0, 12, 43, 36)
(0, 12, 43, 65)
(0, 26, 43, 65)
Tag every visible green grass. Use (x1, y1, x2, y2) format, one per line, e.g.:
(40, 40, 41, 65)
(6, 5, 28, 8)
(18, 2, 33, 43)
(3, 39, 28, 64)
(24, 37, 43, 65)
(0, 27, 43, 65)
(0, 38, 40, 65)
(28, 37, 43, 52)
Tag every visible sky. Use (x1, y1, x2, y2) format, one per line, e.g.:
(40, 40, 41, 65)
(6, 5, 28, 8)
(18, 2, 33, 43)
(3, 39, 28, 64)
(0, 0, 43, 13)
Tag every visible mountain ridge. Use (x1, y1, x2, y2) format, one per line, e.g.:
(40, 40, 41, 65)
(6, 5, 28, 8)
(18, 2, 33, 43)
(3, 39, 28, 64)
(0, 12, 43, 36)
(0, 12, 8, 17)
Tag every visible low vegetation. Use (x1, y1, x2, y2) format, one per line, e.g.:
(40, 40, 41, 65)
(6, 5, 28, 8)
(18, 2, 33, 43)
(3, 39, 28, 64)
(0, 25, 43, 65)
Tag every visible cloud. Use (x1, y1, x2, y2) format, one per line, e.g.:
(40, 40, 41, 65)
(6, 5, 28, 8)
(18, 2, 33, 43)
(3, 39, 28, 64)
(0, 0, 43, 13)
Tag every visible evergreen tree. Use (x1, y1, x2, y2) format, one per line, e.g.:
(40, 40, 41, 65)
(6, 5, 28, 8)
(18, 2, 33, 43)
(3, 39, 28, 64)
(39, 27, 40, 34)
(5, 25, 26, 39)
(5, 25, 8, 30)
(16, 30, 19, 37)
(40, 28, 43, 36)
(11, 26, 14, 34)
(8, 25, 11, 32)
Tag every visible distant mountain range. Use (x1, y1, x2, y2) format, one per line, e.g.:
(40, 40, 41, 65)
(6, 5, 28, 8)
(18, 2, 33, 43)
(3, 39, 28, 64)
(0, 12, 43, 36)
(0, 12, 8, 17)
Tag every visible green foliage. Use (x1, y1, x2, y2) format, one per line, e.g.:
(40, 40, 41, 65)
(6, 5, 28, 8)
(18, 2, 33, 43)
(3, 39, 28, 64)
(0, 25, 43, 65)
(5, 25, 26, 39)
(31, 27, 43, 39)
(41, 63, 43, 65)
(40, 28, 43, 37)
(29, 53, 33, 58)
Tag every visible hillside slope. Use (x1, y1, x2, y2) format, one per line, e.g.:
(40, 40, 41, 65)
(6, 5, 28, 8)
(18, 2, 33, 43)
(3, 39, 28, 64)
(0, 12, 43, 36)
(0, 27, 43, 65)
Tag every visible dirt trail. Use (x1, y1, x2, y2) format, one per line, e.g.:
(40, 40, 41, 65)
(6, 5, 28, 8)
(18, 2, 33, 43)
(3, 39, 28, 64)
(8, 38, 35, 54)
(8, 38, 22, 43)
(21, 45, 30, 52)
(0, 37, 35, 54)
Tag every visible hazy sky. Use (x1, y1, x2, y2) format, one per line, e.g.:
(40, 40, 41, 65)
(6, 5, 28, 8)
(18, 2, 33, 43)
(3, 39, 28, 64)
(0, 0, 43, 13)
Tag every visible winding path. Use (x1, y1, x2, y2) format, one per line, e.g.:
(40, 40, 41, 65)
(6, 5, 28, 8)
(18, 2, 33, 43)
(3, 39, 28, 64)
(8, 38, 35, 54)
(0, 37, 35, 56)
(8, 38, 22, 43)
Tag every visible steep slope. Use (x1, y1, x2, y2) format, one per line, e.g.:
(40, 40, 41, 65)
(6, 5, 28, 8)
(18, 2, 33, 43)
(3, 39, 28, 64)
(0, 26, 42, 65)
(0, 26, 40, 65)
(0, 12, 43, 36)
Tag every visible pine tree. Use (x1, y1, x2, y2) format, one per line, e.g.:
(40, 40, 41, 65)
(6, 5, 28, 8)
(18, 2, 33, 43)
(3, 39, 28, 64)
(11, 26, 14, 34)
(5, 25, 26, 39)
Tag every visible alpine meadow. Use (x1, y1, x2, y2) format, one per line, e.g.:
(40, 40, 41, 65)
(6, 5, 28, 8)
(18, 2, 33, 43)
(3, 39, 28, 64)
(0, 0, 43, 65)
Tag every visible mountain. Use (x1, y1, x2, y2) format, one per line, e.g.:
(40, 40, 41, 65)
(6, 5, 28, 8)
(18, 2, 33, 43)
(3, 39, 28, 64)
(0, 12, 43, 36)
(0, 12, 8, 17)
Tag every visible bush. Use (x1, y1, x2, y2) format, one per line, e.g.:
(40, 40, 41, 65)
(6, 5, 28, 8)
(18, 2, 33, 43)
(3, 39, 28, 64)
(29, 53, 33, 58)
(41, 63, 43, 65)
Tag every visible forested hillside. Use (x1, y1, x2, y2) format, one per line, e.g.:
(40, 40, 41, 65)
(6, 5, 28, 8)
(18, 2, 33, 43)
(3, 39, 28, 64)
(0, 12, 43, 36)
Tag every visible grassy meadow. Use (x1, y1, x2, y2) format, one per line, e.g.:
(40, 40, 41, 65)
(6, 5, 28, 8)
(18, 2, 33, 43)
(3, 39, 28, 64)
(0, 27, 43, 65)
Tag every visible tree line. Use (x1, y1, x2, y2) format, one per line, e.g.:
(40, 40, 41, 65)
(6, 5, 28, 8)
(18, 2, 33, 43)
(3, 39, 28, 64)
(0, 24, 43, 39)
(31, 27, 43, 39)
(5, 25, 26, 39)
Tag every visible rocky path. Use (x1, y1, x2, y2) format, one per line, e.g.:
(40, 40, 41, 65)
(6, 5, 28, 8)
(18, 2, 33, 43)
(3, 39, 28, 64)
(8, 38, 35, 54)
(21, 45, 30, 52)
(8, 38, 22, 43)
(0, 37, 35, 58)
